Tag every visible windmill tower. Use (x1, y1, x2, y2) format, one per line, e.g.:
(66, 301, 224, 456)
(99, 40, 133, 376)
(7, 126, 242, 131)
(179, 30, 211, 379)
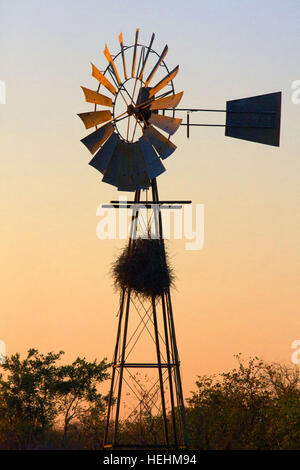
(78, 29, 281, 450)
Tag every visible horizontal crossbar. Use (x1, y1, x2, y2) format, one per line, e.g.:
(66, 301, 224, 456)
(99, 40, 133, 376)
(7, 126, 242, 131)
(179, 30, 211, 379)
(110, 200, 192, 204)
(180, 124, 274, 128)
(102, 204, 182, 209)
(166, 108, 276, 114)
(114, 363, 179, 368)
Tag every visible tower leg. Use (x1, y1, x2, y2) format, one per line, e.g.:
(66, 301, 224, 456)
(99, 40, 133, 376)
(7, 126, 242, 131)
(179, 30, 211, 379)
(152, 295, 169, 447)
(161, 291, 178, 447)
(103, 288, 126, 447)
(113, 288, 131, 447)
(166, 289, 189, 448)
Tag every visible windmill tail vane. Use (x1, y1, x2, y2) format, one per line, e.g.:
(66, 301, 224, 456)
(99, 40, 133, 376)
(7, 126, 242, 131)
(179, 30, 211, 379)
(77, 29, 282, 450)
(175, 91, 281, 146)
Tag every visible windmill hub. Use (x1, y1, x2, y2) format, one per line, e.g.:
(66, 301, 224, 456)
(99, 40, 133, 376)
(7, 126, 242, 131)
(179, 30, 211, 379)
(127, 104, 135, 116)
(127, 87, 152, 124)
(126, 103, 150, 123)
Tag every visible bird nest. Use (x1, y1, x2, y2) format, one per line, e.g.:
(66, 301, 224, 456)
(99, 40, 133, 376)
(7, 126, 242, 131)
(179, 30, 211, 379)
(112, 237, 174, 298)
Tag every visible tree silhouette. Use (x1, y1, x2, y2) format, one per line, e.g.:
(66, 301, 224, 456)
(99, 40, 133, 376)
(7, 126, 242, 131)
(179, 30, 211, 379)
(0, 349, 109, 449)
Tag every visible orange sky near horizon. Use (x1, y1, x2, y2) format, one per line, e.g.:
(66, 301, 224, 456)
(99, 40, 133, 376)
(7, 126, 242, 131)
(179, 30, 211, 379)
(1, 0, 300, 398)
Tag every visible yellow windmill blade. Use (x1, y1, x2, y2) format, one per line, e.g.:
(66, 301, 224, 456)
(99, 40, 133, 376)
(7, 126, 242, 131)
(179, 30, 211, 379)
(149, 91, 184, 110)
(148, 114, 182, 135)
(91, 63, 116, 95)
(104, 44, 122, 86)
(118, 33, 127, 80)
(81, 86, 113, 107)
(131, 28, 139, 77)
(144, 45, 168, 87)
(77, 110, 112, 129)
(148, 66, 179, 98)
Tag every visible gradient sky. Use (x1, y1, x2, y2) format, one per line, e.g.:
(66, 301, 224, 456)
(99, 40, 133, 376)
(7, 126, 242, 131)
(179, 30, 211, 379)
(1, 0, 299, 397)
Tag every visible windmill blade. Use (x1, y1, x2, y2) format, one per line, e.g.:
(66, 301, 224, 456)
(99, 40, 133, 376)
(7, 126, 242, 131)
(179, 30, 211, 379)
(138, 33, 155, 79)
(104, 44, 122, 86)
(81, 122, 114, 154)
(81, 87, 113, 107)
(118, 33, 127, 80)
(150, 91, 183, 110)
(225, 92, 282, 147)
(139, 136, 166, 179)
(78, 110, 112, 129)
(144, 45, 168, 88)
(91, 63, 116, 95)
(102, 141, 124, 187)
(143, 125, 177, 159)
(149, 114, 182, 135)
(131, 28, 139, 77)
(148, 66, 179, 98)
(117, 142, 150, 191)
(117, 145, 136, 191)
(132, 142, 151, 189)
(89, 133, 120, 175)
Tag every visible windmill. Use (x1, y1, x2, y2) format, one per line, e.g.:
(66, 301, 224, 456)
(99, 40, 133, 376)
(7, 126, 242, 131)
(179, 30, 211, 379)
(78, 29, 281, 450)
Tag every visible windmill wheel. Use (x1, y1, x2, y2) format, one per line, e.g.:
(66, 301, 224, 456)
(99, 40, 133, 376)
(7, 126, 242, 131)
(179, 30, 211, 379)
(78, 29, 183, 191)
